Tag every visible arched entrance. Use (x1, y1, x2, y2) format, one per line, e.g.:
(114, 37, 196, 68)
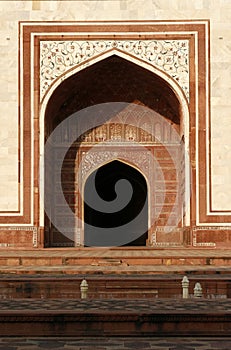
(43, 55, 187, 247)
(84, 160, 148, 247)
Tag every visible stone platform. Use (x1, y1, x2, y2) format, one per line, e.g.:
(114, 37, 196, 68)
(0, 247, 230, 299)
(0, 248, 230, 339)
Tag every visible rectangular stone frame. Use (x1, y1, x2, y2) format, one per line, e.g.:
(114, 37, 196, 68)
(0, 20, 229, 248)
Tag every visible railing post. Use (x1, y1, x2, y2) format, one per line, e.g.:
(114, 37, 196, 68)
(80, 278, 88, 299)
(194, 282, 203, 298)
(182, 276, 189, 299)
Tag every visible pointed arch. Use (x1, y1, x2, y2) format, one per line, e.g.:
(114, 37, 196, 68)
(40, 51, 191, 245)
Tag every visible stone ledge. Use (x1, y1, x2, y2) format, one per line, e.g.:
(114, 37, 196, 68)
(0, 298, 230, 337)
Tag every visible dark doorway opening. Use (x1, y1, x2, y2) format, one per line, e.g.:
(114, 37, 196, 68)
(84, 160, 148, 247)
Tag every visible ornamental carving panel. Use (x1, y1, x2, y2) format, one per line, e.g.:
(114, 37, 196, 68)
(79, 149, 153, 184)
(63, 119, 180, 145)
(40, 40, 189, 100)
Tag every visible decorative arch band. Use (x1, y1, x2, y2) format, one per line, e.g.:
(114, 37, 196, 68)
(40, 39, 189, 101)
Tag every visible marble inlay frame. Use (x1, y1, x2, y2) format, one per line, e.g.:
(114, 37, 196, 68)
(40, 39, 190, 101)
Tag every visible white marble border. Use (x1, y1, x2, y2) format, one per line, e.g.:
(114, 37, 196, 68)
(0, 24, 24, 218)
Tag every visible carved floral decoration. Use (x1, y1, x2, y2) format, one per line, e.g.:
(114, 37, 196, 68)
(40, 40, 189, 101)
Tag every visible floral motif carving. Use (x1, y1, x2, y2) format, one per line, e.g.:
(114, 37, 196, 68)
(40, 40, 189, 100)
(80, 149, 153, 183)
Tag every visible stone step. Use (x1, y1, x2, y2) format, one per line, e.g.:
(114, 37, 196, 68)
(0, 265, 231, 277)
(0, 248, 231, 269)
(0, 298, 230, 337)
